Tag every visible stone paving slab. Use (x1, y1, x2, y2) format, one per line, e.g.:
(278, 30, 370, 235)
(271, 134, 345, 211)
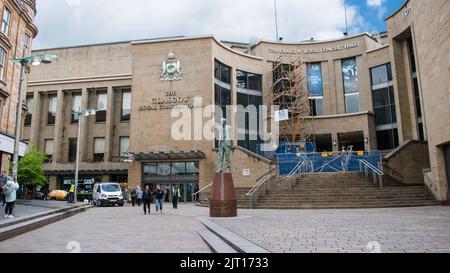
(210, 206, 450, 253)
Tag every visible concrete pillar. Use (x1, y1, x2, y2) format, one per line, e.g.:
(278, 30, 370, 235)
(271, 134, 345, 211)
(104, 86, 115, 161)
(52, 89, 64, 164)
(332, 133, 339, 152)
(49, 176, 58, 191)
(29, 91, 42, 148)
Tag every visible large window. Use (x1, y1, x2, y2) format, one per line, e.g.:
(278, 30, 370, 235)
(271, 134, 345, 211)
(342, 58, 360, 113)
(96, 93, 107, 122)
(44, 139, 54, 163)
(121, 90, 131, 121)
(307, 63, 324, 116)
(236, 70, 263, 154)
(408, 37, 425, 141)
(214, 60, 231, 84)
(371, 63, 399, 150)
(71, 94, 82, 124)
(47, 95, 57, 125)
(119, 137, 129, 157)
(94, 138, 105, 162)
(143, 162, 200, 176)
(68, 138, 77, 162)
(1, 7, 10, 35)
(23, 34, 30, 55)
(25, 96, 33, 126)
(0, 48, 5, 81)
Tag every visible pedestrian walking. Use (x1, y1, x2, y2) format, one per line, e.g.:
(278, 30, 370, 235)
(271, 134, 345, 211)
(2, 176, 19, 219)
(0, 171, 7, 207)
(136, 186, 143, 206)
(130, 187, 137, 206)
(142, 185, 153, 215)
(172, 185, 181, 209)
(68, 182, 75, 203)
(154, 184, 164, 214)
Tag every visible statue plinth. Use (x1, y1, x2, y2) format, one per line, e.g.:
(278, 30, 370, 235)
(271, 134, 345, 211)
(210, 172, 237, 217)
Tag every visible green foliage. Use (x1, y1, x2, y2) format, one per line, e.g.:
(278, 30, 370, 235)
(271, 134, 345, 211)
(17, 146, 48, 186)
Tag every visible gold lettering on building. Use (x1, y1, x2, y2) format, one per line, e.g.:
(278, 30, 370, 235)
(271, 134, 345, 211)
(139, 91, 193, 111)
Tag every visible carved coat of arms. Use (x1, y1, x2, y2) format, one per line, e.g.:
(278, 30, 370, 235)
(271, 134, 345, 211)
(160, 51, 183, 81)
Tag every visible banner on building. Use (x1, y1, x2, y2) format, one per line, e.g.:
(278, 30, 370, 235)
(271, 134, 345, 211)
(307, 63, 323, 97)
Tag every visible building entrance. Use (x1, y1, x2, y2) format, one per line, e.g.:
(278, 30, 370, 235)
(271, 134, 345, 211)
(147, 182, 198, 203)
(444, 145, 450, 196)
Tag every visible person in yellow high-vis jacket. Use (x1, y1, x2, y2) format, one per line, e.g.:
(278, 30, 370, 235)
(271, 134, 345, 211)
(172, 185, 181, 209)
(68, 183, 75, 203)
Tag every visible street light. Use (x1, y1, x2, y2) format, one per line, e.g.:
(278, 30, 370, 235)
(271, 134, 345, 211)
(10, 54, 58, 183)
(72, 109, 97, 203)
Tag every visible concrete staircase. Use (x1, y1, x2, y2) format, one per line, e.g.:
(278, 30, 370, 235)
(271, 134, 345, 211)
(253, 173, 438, 209)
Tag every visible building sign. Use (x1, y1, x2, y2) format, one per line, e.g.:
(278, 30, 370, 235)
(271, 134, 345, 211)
(242, 169, 250, 176)
(307, 63, 323, 96)
(160, 51, 183, 81)
(63, 179, 95, 185)
(274, 109, 289, 122)
(139, 91, 193, 111)
(268, 42, 358, 55)
(342, 58, 359, 94)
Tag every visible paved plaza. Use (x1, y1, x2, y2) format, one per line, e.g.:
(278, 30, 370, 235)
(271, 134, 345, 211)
(1, 204, 450, 253)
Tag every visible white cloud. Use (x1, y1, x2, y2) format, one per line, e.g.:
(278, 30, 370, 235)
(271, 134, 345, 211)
(367, 0, 383, 7)
(33, 0, 369, 49)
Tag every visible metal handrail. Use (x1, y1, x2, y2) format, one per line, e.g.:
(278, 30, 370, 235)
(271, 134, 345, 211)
(359, 159, 384, 188)
(192, 183, 213, 203)
(287, 161, 305, 177)
(246, 168, 276, 209)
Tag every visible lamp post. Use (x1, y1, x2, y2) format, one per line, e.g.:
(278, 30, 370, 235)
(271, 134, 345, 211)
(10, 54, 57, 183)
(72, 109, 96, 203)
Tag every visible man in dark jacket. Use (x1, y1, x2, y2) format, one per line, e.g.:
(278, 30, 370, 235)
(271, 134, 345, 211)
(130, 187, 137, 207)
(142, 185, 153, 215)
(154, 185, 164, 214)
(0, 171, 7, 206)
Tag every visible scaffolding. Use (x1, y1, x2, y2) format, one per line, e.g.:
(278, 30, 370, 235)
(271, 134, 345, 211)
(269, 56, 315, 146)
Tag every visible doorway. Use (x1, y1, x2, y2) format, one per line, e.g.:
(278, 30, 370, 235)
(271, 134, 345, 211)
(146, 182, 199, 203)
(444, 145, 450, 197)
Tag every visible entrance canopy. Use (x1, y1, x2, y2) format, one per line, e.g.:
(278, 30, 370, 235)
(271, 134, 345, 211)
(132, 150, 206, 161)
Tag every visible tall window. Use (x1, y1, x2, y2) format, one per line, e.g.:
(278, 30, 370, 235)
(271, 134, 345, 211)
(47, 95, 57, 125)
(236, 70, 263, 154)
(408, 37, 425, 141)
(96, 93, 107, 122)
(71, 94, 82, 124)
(94, 138, 105, 162)
(1, 7, 10, 35)
(25, 96, 33, 126)
(120, 137, 130, 157)
(0, 48, 5, 81)
(23, 34, 30, 56)
(68, 138, 77, 162)
(371, 63, 399, 150)
(307, 63, 324, 116)
(342, 58, 360, 113)
(44, 139, 54, 163)
(121, 90, 131, 121)
(214, 60, 232, 148)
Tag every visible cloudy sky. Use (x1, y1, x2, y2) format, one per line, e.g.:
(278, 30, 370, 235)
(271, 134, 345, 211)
(33, 0, 404, 49)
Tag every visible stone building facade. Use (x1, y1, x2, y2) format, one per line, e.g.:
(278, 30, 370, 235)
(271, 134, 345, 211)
(0, 0, 37, 174)
(23, 0, 449, 204)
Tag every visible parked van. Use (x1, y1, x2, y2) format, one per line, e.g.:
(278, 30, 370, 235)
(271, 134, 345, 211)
(93, 183, 124, 207)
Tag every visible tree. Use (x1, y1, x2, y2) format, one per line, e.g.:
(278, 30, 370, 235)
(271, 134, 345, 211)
(17, 146, 48, 187)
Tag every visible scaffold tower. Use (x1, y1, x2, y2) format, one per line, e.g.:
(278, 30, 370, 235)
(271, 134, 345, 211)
(270, 56, 315, 147)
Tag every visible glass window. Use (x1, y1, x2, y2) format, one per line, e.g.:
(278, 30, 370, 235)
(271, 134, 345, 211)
(309, 98, 323, 116)
(23, 34, 30, 55)
(345, 93, 360, 113)
(376, 129, 399, 150)
(220, 64, 231, 84)
(307, 63, 323, 97)
(0, 48, 5, 81)
(119, 137, 129, 157)
(48, 95, 57, 125)
(96, 93, 107, 122)
(157, 163, 171, 176)
(1, 7, 10, 35)
(172, 162, 186, 175)
(94, 138, 105, 162)
(68, 138, 77, 162)
(25, 96, 33, 126)
(186, 162, 199, 174)
(44, 139, 54, 163)
(71, 94, 82, 124)
(236, 70, 247, 89)
(143, 164, 157, 175)
(248, 73, 262, 91)
(371, 64, 390, 86)
(121, 90, 131, 121)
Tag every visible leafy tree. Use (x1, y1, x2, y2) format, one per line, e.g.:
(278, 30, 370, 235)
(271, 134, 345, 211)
(17, 146, 48, 187)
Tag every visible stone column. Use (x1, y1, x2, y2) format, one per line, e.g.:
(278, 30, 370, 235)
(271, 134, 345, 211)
(104, 86, 115, 161)
(29, 90, 42, 148)
(52, 89, 65, 164)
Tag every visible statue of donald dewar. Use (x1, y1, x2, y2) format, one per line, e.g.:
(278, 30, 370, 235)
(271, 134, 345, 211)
(216, 118, 232, 173)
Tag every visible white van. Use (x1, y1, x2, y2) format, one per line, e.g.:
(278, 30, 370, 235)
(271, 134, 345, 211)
(93, 183, 124, 207)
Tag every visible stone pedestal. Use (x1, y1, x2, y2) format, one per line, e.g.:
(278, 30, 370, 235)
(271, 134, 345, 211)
(210, 172, 237, 217)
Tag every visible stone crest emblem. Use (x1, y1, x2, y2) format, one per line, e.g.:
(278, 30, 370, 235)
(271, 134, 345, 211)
(160, 51, 183, 81)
